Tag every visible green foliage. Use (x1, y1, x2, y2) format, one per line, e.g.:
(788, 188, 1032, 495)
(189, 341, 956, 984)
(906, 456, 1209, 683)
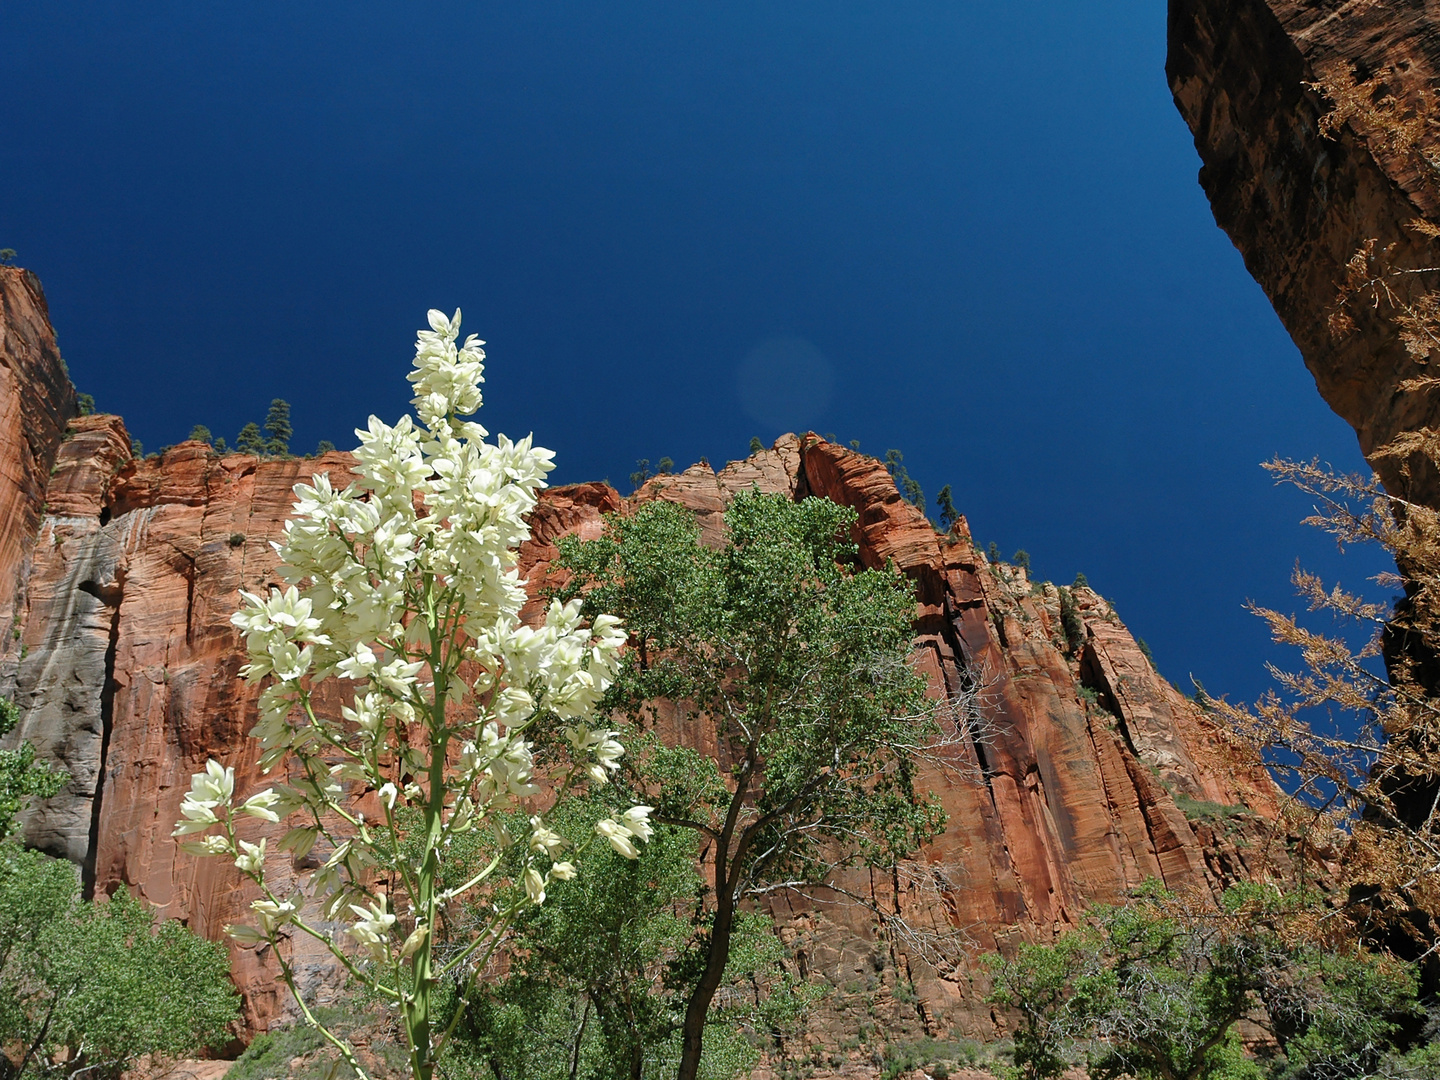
(442, 795, 797, 1080)
(657, 456, 674, 474)
(74, 393, 94, 417)
(1072, 572, 1089, 590)
(986, 883, 1423, 1080)
(630, 458, 654, 490)
(224, 1023, 328, 1080)
(554, 491, 940, 1079)
(228, 533, 246, 548)
(0, 846, 239, 1079)
(189, 424, 213, 445)
(235, 422, 266, 455)
(0, 250, 16, 265)
(213, 435, 228, 453)
(1137, 637, 1156, 669)
(1013, 549, 1031, 573)
(263, 398, 292, 456)
(748, 436, 764, 454)
(882, 449, 924, 509)
(225, 1000, 404, 1080)
(1172, 796, 1248, 823)
(935, 484, 959, 532)
(129, 438, 143, 459)
(315, 439, 336, 455)
(0, 699, 66, 842)
(1058, 587, 1085, 652)
(986, 936, 1085, 1080)
(987, 541, 1001, 563)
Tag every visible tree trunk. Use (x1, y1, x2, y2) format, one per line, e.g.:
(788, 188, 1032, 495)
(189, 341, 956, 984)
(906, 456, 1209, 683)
(674, 887, 738, 1080)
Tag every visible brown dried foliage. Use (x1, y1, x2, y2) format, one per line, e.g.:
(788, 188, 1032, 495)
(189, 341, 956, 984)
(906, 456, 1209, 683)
(1316, 67, 1440, 375)
(1310, 62, 1440, 182)
(1212, 458, 1440, 952)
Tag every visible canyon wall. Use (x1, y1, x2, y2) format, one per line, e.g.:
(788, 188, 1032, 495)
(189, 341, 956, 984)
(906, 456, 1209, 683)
(1168, 0, 1440, 503)
(0, 265, 1283, 1046)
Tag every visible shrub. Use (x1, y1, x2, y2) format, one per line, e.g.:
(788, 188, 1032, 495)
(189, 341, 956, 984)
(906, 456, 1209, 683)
(1059, 587, 1085, 652)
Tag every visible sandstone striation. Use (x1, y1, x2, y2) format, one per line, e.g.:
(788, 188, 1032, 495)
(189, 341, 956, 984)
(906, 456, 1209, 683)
(0, 284, 1284, 1048)
(1168, 0, 1440, 503)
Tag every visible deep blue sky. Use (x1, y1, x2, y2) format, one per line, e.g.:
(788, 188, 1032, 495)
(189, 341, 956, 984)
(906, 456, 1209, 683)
(2, 2, 1392, 707)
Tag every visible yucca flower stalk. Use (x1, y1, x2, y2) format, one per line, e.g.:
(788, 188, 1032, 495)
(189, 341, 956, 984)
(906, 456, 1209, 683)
(174, 310, 650, 1080)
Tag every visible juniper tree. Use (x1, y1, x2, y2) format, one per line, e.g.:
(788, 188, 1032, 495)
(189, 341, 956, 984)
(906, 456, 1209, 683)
(188, 424, 213, 445)
(883, 448, 924, 509)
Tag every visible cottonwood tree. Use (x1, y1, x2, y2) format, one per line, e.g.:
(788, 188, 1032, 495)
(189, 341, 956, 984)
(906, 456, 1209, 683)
(441, 794, 808, 1080)
(173, 310, 648, 1080)
(0, 700, 65, 842)
(554, 491, 946, 1080)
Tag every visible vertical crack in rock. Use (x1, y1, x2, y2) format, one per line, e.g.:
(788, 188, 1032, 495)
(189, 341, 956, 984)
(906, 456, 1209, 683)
(14, 516, 125, 866)
(79, 571, 122, 899)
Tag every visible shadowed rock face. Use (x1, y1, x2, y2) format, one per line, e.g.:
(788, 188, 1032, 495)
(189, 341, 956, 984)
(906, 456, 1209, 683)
(0, 286, 1282, 1043)
(1168, 0, 1440, 503)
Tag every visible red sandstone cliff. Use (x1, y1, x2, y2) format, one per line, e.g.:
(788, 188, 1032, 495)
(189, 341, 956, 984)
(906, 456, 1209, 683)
(1168, 0, 1440, 503)
(0, 275, 1283, 1046)
(0, 267, 76, 653)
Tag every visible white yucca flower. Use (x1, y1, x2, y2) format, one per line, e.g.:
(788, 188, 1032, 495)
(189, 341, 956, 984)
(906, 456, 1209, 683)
(171, 309, 637, 1080)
